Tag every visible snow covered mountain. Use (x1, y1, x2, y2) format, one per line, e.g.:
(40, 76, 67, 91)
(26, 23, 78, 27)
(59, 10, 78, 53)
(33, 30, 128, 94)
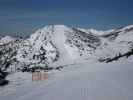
(0, 25, 133, 71)
(96, 25, 133, 60)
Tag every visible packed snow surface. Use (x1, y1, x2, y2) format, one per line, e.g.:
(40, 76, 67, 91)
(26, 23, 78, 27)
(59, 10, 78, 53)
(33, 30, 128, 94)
(1, 61, 133, 100)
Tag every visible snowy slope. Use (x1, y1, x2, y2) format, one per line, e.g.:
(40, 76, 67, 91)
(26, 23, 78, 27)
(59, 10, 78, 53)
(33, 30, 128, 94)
(0, 25, 133, 71)
(16, 25, 101, 68)
(95, 25, 133, 59)
(1, 25, 133, 100)
(1, 62, 133, 100)
(0, 36, 16, 45)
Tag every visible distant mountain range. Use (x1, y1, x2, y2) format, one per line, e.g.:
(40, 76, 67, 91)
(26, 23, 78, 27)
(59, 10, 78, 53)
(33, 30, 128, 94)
(0, 25, 133, 72)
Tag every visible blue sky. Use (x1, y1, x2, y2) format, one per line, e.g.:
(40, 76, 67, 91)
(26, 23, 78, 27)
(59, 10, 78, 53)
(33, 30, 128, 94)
(0, 0, 133, 36)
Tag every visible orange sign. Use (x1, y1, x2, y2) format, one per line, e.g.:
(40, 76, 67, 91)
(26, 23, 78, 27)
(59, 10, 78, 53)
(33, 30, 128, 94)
(32, 72, 49, 81)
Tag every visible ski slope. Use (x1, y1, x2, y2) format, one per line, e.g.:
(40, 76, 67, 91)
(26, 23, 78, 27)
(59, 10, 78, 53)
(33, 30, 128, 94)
(1, 62, 133, 100)
(50, 25, 78, 66)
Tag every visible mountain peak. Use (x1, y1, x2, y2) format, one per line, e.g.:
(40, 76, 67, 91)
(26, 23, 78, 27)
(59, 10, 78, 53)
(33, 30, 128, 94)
(52, 24, 68, 28)
(125, 25, 133, 28)
(42, 24, 68, 29)
(1, 24, 133, 70)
